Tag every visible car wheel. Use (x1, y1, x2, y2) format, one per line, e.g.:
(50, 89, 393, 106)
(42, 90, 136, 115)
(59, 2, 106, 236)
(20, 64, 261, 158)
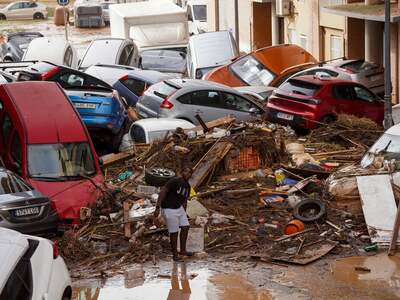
(293, 199, 326, 223)
(3, 57, 13, 63)
(145, 167, 175, 187)
(0, 14, 6, 20)
(320, 115, 336, 125)
(33, 12, 44, 20)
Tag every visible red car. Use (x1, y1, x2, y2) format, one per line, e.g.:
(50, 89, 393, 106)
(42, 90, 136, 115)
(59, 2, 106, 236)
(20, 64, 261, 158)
(266, 75, 384, 130)
(0, 82, 104, 226)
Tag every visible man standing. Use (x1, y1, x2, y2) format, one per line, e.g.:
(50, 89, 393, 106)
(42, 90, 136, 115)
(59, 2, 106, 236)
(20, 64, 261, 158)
(154, 167, 193, 262)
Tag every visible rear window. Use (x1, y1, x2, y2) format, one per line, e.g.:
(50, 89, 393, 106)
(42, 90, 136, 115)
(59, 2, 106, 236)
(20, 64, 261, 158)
(0, 171, 31, 195)
(27, 62, 54, 74)
(147, 81, 178, 99)
(140, 50, 187, 74)
(80, 40, 122, 69)
(341, 60, 378, 73)
(279, 79, 321, 96)
(230, 55, 275, 86)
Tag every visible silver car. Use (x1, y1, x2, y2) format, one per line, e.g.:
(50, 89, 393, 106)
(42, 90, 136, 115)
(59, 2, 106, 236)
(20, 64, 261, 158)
(0, 1, 48, 20)
(136, 79, 265, 124)
(289, 59, 384, 97)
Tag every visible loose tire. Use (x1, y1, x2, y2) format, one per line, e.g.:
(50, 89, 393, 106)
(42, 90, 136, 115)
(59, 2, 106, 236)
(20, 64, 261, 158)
(145, 167, 175, 187)
(293, 199, 326, 223)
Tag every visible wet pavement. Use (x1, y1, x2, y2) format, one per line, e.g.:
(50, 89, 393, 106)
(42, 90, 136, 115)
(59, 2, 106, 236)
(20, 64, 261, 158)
(71, 253, 400, 300)
(0, 18, 109, 56)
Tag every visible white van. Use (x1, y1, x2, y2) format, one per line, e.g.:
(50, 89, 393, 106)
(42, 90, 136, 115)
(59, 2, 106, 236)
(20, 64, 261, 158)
(187, 31, 239, 79)
(186, 0, 207, 34)
(22, 37, 79, 69)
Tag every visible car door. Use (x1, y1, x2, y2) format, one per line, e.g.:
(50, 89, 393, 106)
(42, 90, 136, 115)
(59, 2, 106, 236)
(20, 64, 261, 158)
(7, 2, 23, 19)
(177, 90, 227, 122)
(331, 84, 364, 117)
(119, 76, 146, 105)
(353, 84, 384, 123)
(219, 92, 264, 122)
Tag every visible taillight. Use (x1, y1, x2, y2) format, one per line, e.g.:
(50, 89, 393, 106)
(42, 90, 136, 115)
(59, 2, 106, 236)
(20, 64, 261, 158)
(120, 74, 129, 81)
(53, 240, 59, 259)
(160, 98, 174, 109)
(41, 66, 60, 80)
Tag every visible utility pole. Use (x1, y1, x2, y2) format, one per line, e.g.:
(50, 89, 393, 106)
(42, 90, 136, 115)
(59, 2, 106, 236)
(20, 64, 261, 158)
(384, 0, 393, 129)
(234, 0, 239, 48)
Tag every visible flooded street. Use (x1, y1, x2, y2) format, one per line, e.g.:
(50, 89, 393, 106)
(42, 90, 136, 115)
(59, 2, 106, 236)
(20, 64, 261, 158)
(70, 253, 400, 300)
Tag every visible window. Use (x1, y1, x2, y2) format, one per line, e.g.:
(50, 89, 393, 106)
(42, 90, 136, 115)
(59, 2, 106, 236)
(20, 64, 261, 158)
(192, 4, 207, 21)
(9, 3, 23, 10)
(130, 125, 146, 143)
(1, 114, 12, 145)
(121, 78, 146, 96)
(58, 73, 84, 87)
(221, 93, 259, 112)
(27, 2, 37, 8)
(11, 134, 22, 174)
(354, 86, 377, 102)
(332, 85, 354, 100)
(28, 143, 96, 180)
(288, 28, 297, 44)
(299, 34, 308, 50)
(63, 47, 73, 67)
(190, 90, 223, 108)
(0, 100, 3, 110)
(118, 46, 130, 65)
(149, 82, 178, 99)
(302, 68, 339, 78)
(361, 133, 400, 167)
(230, 55, 275, 86)
(280, 79, 321, 96)
(330, 35, 343, 60)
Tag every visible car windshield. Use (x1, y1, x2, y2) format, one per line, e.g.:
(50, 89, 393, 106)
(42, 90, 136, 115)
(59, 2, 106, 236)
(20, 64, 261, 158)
(230, 55, 275, 86)
(0, 171, 31, 195)
(9, 34, 42, 50)
(140, 50, 187, 74)
(28, 142, 96, 181)
(193, 4, 207, 21)
(279, 79, 320, 96)
(361, 133, 400, 168)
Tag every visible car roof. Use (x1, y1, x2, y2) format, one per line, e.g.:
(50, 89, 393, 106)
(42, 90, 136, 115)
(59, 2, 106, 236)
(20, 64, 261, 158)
(288, 75, 354, 86)
(134, 118, 195, 132)
(2, 82, 88, 144)
(166, 78, 239, 93)
(385, 124, 400, 135)
(0, 228, 29, 293)
(189, 31, 237, 68)
(234, 85, 275, 93)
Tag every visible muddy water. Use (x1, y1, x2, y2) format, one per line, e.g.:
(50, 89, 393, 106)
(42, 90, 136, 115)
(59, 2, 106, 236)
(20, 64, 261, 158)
(72, 263, 271, 300)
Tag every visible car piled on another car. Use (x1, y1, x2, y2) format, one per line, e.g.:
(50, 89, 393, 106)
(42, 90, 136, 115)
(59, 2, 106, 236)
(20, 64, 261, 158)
(85, 64, 176, 106)
(0, 32, 43, 62)
(17, 61, 128, 151)
(136, 78, 265, 123)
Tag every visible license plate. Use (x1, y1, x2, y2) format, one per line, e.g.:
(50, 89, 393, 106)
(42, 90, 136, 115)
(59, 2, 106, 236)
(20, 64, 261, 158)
(277, 112, 294, 121)
(13, 207, 40, 217)
(74, 103, 96, 109)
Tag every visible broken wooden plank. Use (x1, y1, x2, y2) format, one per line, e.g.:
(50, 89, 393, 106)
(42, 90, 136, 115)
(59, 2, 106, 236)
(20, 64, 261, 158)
(186, 116, 236, 134)
(123, 201, 132, 238)
(189, 141, 233, 189)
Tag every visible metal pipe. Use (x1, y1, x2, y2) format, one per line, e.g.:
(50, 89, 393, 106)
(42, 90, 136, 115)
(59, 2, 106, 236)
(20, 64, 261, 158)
(384, 0, 393, 129)
(234, 0, 239, 47)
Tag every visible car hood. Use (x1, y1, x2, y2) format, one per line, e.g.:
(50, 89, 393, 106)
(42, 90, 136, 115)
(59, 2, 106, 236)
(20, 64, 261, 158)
(29, 174, 104, 220)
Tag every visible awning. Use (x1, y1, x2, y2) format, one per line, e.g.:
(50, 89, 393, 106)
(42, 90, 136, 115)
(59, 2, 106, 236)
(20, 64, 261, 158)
(322, 2, 400, 23)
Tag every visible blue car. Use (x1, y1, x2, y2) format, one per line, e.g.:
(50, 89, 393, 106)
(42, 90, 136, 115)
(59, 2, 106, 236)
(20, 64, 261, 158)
(17, 62, 128, 152)
(85, 64, 175, 106)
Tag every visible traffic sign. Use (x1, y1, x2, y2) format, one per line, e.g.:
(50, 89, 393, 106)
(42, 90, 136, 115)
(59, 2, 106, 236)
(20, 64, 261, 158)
(57, 0, 69, 6)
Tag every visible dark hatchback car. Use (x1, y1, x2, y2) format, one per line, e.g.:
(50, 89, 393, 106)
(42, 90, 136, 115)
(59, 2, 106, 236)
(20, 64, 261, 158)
(0, 32, 43, 62)
(0, 168, 58, 234)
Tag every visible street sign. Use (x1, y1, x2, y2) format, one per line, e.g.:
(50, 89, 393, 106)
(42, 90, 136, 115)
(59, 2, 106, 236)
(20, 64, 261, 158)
(57, 0, 69, 6)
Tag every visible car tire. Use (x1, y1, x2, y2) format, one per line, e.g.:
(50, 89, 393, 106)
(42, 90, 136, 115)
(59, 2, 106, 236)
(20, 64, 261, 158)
(145, 167, 175, 187)
(0, 14, 6, 20)
(3, 57, 13, 63)
(33, 12, 44, 20)
(293, 199, 326, 223)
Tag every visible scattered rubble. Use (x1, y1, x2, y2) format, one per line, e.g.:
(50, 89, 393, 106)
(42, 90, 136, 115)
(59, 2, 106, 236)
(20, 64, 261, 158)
(57, 114, 397, 280)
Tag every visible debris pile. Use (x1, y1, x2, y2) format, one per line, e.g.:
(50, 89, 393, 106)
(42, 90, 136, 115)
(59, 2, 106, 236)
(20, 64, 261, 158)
(58, 114, 394, 279)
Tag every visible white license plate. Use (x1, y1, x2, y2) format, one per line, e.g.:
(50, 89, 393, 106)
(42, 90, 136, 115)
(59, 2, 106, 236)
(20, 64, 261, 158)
(74, 103, 97, 109)
(14, 207, 40, 217)
(277, 112, 294, 121)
